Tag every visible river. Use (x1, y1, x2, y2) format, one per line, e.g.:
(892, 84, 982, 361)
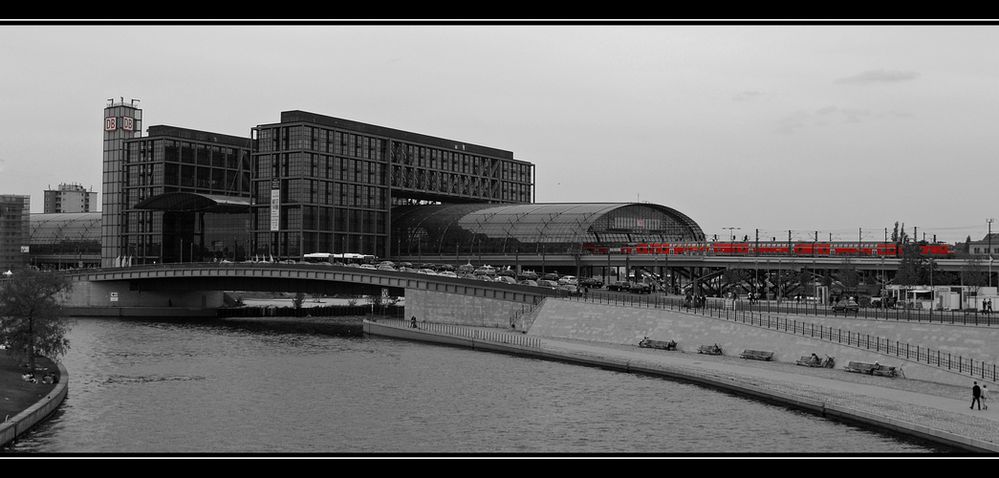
(6, 317, 946, 454)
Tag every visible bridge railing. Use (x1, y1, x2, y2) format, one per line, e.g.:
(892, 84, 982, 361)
(553, 288, 999, 383)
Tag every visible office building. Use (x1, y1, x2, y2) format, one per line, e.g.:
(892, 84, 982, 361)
(44, 183, 98, 213)
(0, 195, 31, 271)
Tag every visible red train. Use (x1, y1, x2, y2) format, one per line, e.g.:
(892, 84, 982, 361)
(582, 241, 954, 258)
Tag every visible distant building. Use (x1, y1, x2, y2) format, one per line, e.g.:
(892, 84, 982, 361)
(43, 183, 98, 213)
(28, 212, 101, 269)
(0, 195, 31, 271)
(967, 233, 999, 258)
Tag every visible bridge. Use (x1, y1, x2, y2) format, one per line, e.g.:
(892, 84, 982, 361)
(60, 262, 553, 326)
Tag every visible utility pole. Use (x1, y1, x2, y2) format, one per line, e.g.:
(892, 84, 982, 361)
(989, 218, 994, 288)
(723, 226, 741, 242)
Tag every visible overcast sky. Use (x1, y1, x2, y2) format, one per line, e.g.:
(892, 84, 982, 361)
(1, 23, 996, 244)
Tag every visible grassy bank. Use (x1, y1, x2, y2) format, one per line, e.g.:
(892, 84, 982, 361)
(0, 351, 58, 423)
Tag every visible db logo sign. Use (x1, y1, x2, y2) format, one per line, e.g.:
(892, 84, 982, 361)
(105, 117, 117, 131)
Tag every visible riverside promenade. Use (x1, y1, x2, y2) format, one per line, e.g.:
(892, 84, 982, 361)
(364, 318, 999, 453)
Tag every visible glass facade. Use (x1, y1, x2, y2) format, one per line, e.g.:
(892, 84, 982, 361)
(0, 195, 30, 271)
(28, 212, 101, 269)
(251, 111, 534, 260)
(101, 100, 142, 267)
(121, 126, 253, 264)
(391, 203, 705, 257)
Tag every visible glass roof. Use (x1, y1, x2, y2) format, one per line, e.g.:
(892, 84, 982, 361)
(29, 212, 102, 244)
(392, 202, 704, 249)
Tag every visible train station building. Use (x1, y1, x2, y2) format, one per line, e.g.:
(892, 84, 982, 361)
(96, 98, 703, 267)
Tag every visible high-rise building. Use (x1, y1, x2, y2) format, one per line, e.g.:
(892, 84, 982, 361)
(100, 101, 535, 265)
(101, 98, 142, 267)
(43, 183, 98, 213)
(0, 195, 31, 271)
(251, 111, 534, 259)
(122, 126, 252, 263)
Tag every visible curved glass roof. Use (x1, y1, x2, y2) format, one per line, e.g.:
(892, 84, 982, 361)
(29, 212, 102, 244)
(392, 202, 704, 255)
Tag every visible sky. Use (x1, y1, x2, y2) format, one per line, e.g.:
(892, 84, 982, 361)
(0, 23, 997, 244)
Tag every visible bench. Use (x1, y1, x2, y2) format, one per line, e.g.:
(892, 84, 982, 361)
(639, 338, 677, 351)
(697, 344, 722, 355)
(846, 362, 898, 377)
(740, 350, 774, 361)
(797, 355, 835, 368)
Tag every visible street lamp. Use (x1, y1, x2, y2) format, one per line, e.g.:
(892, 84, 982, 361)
(989, 218, 995, 289)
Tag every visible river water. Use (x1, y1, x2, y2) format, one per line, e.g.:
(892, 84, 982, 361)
(6, 317, 946, 454)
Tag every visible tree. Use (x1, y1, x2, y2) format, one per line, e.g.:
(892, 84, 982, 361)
(292, 292, 306, 309)
(895, 242, 931, 285)
(0, 269, 73, 372)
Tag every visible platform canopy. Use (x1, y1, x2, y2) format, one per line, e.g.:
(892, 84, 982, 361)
(133, 192, 251, 213)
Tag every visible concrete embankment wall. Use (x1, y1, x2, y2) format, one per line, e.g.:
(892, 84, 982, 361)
(0, 361, 68, 448)
(405, 288, 535, 329)
(528, 299, 996, 388)
(60, 280, 224, 309)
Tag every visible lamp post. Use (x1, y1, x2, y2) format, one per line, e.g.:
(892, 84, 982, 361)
(989, 218, 995, 289)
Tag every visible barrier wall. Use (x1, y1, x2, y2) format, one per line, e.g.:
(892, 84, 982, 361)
(60, 280, 224, 309)
(405, 288, 534, 329)
(527, 299, 996, 388)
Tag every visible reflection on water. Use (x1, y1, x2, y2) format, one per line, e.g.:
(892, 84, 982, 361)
(8, 317, 946, 454)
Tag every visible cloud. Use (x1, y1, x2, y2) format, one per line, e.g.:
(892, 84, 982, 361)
(776, 105, 876, 134)
(733, 90, 763, 102)
(835, 69, 920, 85)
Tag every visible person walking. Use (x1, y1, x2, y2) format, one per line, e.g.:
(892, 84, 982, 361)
(983, 385, 990, 410)
(971, 381, 982, 410)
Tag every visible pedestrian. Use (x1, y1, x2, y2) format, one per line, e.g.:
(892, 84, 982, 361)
(983, 385, 990, 410)
(971, 381, 982, 410)
(410, 315, 418, 329)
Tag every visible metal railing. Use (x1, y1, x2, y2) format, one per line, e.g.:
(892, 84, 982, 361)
(383, 320, 543, 350)
(554, 289, 999, 383)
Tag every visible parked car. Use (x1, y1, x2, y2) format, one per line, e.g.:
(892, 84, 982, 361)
(579, 277, 604, 288)
(518, 279, 539, 287)
(541, 273, 560, 282)
(558, 284, 582, 296)
(518, 270, 539, 281)
(558, 275, 578, 286)
(536, 279, 559, 289)
(607, 281, 632, 292)
(497, 276, 518, 285)
(630, 282, 652, 294)
(439, 271, 458, 278)
(832, 298, 860, 313)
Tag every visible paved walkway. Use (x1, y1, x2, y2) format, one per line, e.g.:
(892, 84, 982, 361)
(379, 319, 999, 452)
(539, 336, 999, 451)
